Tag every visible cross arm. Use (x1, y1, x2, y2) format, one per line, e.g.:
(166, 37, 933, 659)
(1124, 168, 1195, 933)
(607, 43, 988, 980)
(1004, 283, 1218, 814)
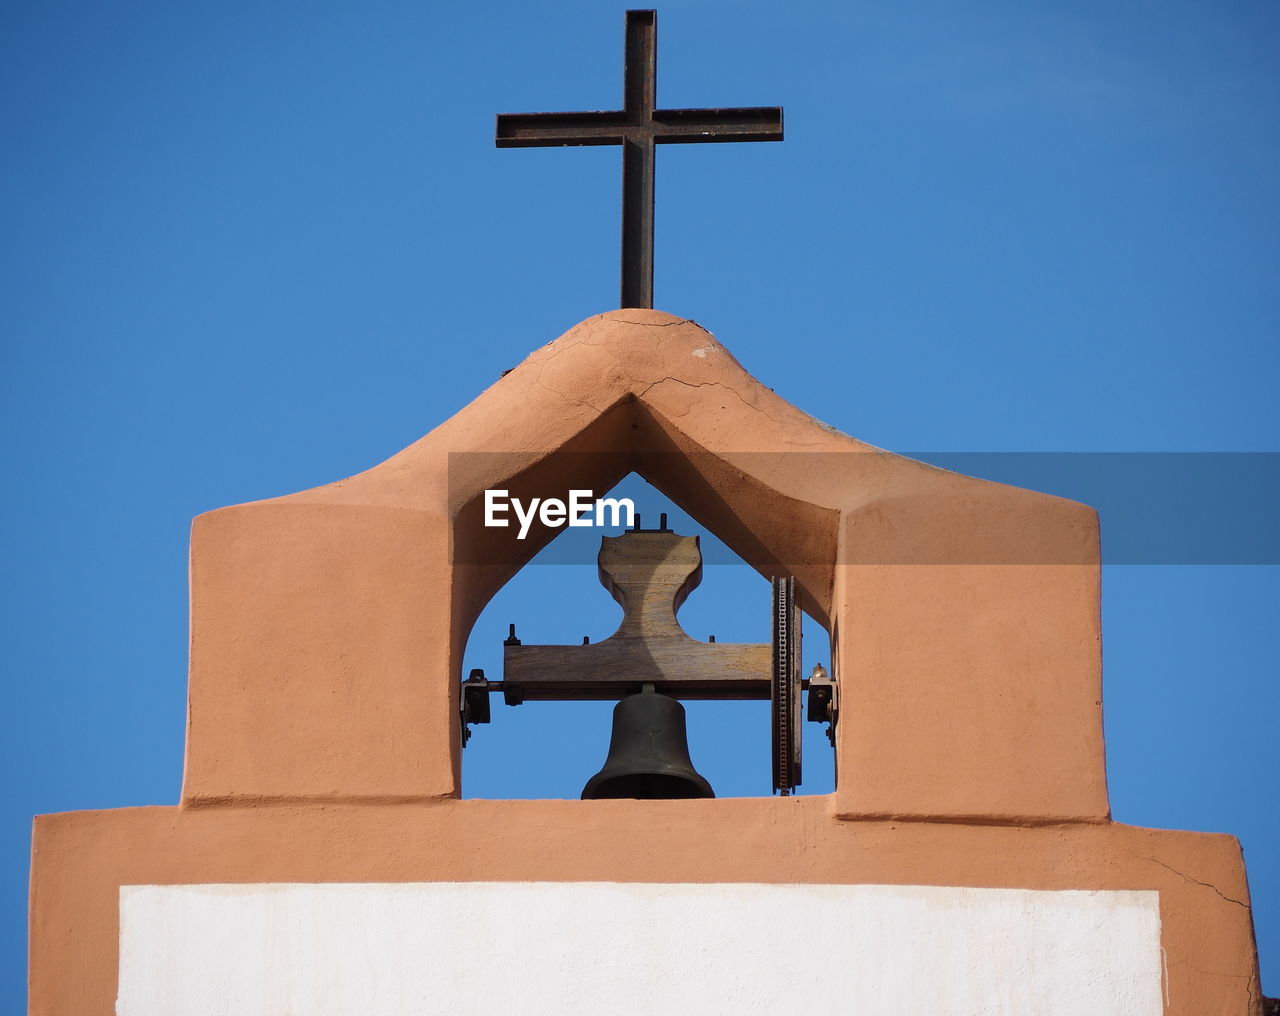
(652, 106, 783, 144)
(495, 110, 630, 148)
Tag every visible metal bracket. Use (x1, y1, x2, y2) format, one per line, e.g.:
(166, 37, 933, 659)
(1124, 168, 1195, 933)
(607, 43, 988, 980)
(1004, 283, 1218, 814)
(460, 668, 492, 747)
(806, 662, 838, 747)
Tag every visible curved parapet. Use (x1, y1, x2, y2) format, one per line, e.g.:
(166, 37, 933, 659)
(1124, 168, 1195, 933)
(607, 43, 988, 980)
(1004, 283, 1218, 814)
(183, 309, 1103, 820)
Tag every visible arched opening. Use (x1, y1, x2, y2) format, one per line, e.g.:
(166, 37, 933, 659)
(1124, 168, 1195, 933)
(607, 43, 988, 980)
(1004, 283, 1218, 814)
(459, 473, 835, 799)
(183, 312, 1104, 821)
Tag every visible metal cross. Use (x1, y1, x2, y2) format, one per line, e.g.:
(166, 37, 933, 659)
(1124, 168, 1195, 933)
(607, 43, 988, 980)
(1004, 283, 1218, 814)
(496, 10, 783, 309)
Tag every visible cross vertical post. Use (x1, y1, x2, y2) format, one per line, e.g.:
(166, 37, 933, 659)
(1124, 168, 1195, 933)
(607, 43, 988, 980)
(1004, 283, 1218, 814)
(622, 10, 657, 310)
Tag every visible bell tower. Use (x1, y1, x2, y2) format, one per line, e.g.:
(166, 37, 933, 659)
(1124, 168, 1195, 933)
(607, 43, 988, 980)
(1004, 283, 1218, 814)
(27, 7, 1270, 1015)
(28, 310, 1267, 1014)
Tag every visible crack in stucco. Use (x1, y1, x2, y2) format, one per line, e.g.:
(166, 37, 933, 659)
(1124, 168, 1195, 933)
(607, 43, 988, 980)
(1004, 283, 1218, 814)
(639, 376, 834, 446)
(528, 323, 850, 446)
(1143, 854, 1248, 909)
(1175, 955, 1258, 1011)
(638, 377, 729, 399)
(637, 376, 771, 423)
(532, 374, 605, 415)
(608, 316, 693, 328)
(1178, 958, 1253, 980)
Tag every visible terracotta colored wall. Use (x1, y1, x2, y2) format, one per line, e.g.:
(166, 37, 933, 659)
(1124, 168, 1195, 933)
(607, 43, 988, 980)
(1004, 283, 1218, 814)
(30, 802, 1263, 1014)
(183, 310, 1106, 820)
(28, 311, 1264, 1014)
(187, 502, 454, 802)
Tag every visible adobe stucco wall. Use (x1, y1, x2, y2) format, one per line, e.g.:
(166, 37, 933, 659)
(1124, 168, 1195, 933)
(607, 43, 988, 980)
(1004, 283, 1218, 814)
(32, 801, 1261, 1014)
(28, 311, 1265, 1013)
(182, 310, 1106, 819)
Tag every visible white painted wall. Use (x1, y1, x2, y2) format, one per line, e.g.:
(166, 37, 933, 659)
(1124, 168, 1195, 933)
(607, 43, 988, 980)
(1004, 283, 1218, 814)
(117, 881, 1163, 1016)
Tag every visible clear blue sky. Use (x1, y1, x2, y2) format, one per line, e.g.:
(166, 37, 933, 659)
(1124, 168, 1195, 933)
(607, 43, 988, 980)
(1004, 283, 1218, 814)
(3, 0, 1277, 1005)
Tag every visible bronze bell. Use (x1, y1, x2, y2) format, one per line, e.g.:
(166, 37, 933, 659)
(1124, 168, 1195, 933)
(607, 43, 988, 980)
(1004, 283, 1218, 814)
(581, 686, 715, 800)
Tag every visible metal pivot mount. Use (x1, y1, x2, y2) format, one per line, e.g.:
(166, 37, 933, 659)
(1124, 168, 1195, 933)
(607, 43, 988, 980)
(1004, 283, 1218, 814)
(460, 518, 834, 796)
(495, 10, 783, 309)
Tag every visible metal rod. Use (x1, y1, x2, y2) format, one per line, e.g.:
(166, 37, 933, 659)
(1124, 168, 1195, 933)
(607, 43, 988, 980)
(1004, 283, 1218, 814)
(621, 134, 655, 308)
(621, 10, 657, 308)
